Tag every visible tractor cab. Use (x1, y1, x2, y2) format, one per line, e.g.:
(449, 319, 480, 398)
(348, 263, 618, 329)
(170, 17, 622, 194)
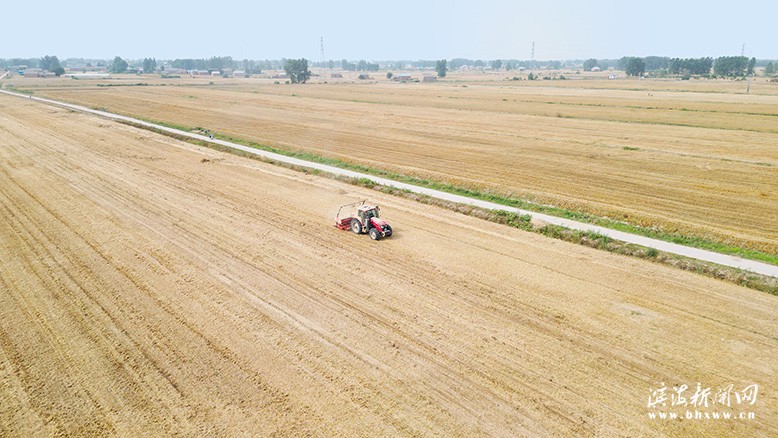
(358, 205, 380, 223)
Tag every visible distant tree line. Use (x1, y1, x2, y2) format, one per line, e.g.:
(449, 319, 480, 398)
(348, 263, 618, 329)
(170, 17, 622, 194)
(2, 55, 776, 77)
(713, 56, 756, 77)
(448, 58, 566, 70)
(612, 55, 758, 77)
(668, 57, 713, 75)
(334, 59, 380, 71)
(170, 56, 236, 71)
(618, 57, 646, 76)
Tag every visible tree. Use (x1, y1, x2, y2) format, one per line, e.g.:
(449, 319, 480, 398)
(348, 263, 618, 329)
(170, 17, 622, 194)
(386, 72, 393, 79)
(283, 58, 311, 83)
(668, 57, 712, 76)
(53, 67, 65, 77)
(109, 56, 128, 73)
(714, 56, 748, 77)
(435, 59, 447, 78)
(766, 62, 776, 76)
(583, 58, 598, 71)
(643, 56, 669, 71)
(747, 57, 756, 76)
(142, 58, 157, 74)
(527, 72, 535, 80)
(40, 55, 62, 73)
(621, 57, 646, 77)
(207, 56, 234, 71)
(490, 59, 502, 70)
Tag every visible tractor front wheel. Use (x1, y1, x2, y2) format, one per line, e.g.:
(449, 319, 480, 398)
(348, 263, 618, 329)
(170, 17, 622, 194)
(350, 218, 362, 234)
(369, 228, 381, 240)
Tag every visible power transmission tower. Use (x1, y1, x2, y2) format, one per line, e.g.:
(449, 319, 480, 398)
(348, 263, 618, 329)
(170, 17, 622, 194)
(531, 41, 535, 67)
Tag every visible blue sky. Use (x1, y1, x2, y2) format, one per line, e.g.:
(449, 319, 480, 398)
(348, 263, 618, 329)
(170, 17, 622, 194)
(4, 0, 776, 60)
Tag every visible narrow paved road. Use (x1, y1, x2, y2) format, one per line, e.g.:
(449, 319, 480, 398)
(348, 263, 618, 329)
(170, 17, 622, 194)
(1, 89, 775, 277)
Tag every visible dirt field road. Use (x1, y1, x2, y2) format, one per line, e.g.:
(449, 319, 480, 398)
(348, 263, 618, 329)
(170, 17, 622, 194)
(1, 96, 776, 436)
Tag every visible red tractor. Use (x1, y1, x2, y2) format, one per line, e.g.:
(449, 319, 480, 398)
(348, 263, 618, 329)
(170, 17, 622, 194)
(334, 200, 393, 240)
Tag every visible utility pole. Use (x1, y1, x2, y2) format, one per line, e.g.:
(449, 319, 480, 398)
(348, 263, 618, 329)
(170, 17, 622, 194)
(531, 41, 535, 68)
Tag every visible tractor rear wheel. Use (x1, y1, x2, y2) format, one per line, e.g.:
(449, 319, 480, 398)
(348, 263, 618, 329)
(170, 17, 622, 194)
(368, 228, 381, 240)
(350, 218, 362, 234)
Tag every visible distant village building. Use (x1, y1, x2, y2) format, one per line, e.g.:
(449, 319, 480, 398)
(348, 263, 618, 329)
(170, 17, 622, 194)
(393, 73, 412, 82)
(65, 65, 107, 73)
(330, 72, 343, 78)
(64, 73, 111, 79)
(591, 66, 601, 72)
(421, 75, 437, 82)
(271, 73, 289, 79)
(233, 70, 246, 78)
(190, 70, 210, 76)
(22, 68, 51, 77)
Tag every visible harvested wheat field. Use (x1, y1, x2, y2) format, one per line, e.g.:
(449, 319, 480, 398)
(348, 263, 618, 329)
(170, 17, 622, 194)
(24, 76, 778, 255)
(1, 94, 776, 436)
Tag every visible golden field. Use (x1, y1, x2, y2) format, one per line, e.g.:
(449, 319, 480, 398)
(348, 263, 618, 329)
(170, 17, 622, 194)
(1, 95, 776, 436)
(12, 72, 777, 255)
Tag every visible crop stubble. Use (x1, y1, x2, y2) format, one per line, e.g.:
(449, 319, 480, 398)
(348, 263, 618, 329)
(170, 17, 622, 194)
(0, 96, 776, 436)
(29, 79, 778, 254)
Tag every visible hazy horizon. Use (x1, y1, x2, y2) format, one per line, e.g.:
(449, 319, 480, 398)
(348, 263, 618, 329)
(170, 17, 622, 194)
(4, 0, 776, 61)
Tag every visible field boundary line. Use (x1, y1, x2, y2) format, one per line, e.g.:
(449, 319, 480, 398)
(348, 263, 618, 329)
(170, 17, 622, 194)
(1, 88, 775, 278)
